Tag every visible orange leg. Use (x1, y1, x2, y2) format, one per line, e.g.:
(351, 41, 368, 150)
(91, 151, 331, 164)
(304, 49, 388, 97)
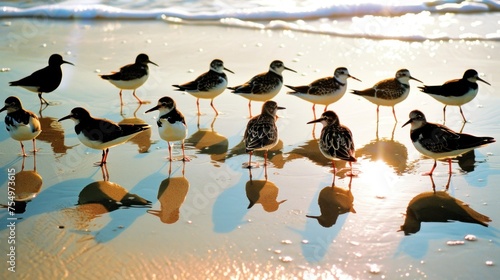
(20, 142, 27, 157)
(210, 99, 219, 115)
(132, 89, 145, 104)
(196, 98, 201, 116)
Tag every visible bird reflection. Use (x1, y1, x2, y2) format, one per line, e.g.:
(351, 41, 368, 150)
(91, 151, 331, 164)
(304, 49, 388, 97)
(4, 155, 43, 214)
(185, 115, 228, 163)
(36, 115, 77, 155)
(118, 104, 152, 153)
(148, 162, 189, 224)
(306, 176, 355, 228)
(245, 168, 286, 212)
(400, 174, 491, 235)
(356, 122, 408, 175)
(228, 139, 285, 169)
(287, 139, 350, 177)
(76, 165, 151, 223)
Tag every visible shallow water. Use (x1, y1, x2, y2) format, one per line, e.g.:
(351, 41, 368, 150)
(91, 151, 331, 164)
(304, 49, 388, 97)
(0, 17, 500, 279)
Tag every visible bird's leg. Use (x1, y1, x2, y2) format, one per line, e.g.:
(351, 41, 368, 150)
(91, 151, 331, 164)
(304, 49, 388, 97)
(447, 158, 452, 174)
(331, 160, 337, 186)
(119, 89, 124, 105)
(31, 138, 38, 154)
(323, 104, 328, 112)
(264, 162, 268, 180)
(376, 105, 380, 122)
(168, 142, 173, 162)
(423, 160, 437, 176)
(181, 141, 190, 162)
(459, 106, 467, 123)
(197, 98, 202, 116)
(132, 89, 145, 104)
(264, 150, 268, 167)
(247, 151, 253, 168)
(20, 142, 27, 157)
(210, 99, 219, 116)
(38, 92, 49, 105)
(248, 100, 252, 118)
(312, 104, 316, 119)
(442, 105, 447, 123)
(392, 106, 398, 122)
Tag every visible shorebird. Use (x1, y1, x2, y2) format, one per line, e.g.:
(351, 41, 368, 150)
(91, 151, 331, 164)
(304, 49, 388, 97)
(58, 107, 150, 166)
(351, 69, 422, 122)
(228, 60, 295, 117)
(286, 67, 361, 117)
(100, 53, 158, 105)
(146, 96, 189, 161)
(173, 59, 234, 116)
(244, 100, 285, 174)
(9, 54, 73, 106)
(0, 96, 42, 157)
(307, 111, 356, 185)
(402, 110, 495, 175)
(418, 69, 490, 122)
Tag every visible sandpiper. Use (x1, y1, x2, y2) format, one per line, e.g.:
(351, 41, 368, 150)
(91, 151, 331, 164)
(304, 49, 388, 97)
(100, 53, 158, 105)
(286, 67, 361, 117)
(351, 69, 422, 122)
(9, 54, 73, 106)
(307, 111, 356, 185)
(228, 60, 296, 117)
(244, 100, 285, 173)
(146, 96, 189, 161)
(58, 107, 150, 166)
(173, 59, 234, 116)
(418, 69, 490, 122)
(0, 96, 42, 157)
(402, 110, 495, 175)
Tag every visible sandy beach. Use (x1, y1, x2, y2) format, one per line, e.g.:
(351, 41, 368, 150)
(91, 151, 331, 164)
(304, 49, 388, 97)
(1, 16, 500, 279)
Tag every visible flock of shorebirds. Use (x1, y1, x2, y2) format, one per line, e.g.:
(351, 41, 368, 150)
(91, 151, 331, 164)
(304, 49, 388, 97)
(1, 53, 496, 185)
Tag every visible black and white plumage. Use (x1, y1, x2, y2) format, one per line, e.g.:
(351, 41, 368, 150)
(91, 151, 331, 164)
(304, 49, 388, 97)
(418, 69, 490, 122)
(58, 107, 150, 166)
(9, 54, 73, 105)
(0, 96, 42, 156)
(307, 111, 356, 185)
(173, 59, 234, 116)
(145, 96, 188, 161)
(402, 110, 495, 175)
(244, 100, 285, 169)
(351, 69, 422, 122)
(229, 60, 296, 117)
(286, 67, 361, 116)
(100, 53, 158, 105)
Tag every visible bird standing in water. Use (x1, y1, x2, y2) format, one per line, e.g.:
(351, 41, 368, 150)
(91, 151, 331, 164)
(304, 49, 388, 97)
(0, 96, 42, 157)
(9, 54, 74, 106)
(307, 111, 356, 186)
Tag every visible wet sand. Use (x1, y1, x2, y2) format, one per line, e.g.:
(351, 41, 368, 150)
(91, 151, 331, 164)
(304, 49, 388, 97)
(1, 18, 500, 279)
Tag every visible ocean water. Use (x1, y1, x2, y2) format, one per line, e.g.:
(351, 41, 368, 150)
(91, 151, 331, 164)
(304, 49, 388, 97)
(1, 0, 500, 41)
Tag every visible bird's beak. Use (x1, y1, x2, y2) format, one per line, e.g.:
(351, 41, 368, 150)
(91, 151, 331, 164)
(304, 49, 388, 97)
(63, 60, 74, 66)
(349, 75, 362, 82)
(277, 106, 286, 110)
(410, 76, 423, 83)
(284, 66, 297, 73)
(58, 114, 73, 122)
(0, 105, 7, 113)
(224, 67, 235, 74)
(307, 117, 324, 124)
(145, 105, 160, 113)
(477, 77, 491, 86)
(148, 60, 159, 67)
(306, 215, 319, 219)
(402, 119, 412, 128)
